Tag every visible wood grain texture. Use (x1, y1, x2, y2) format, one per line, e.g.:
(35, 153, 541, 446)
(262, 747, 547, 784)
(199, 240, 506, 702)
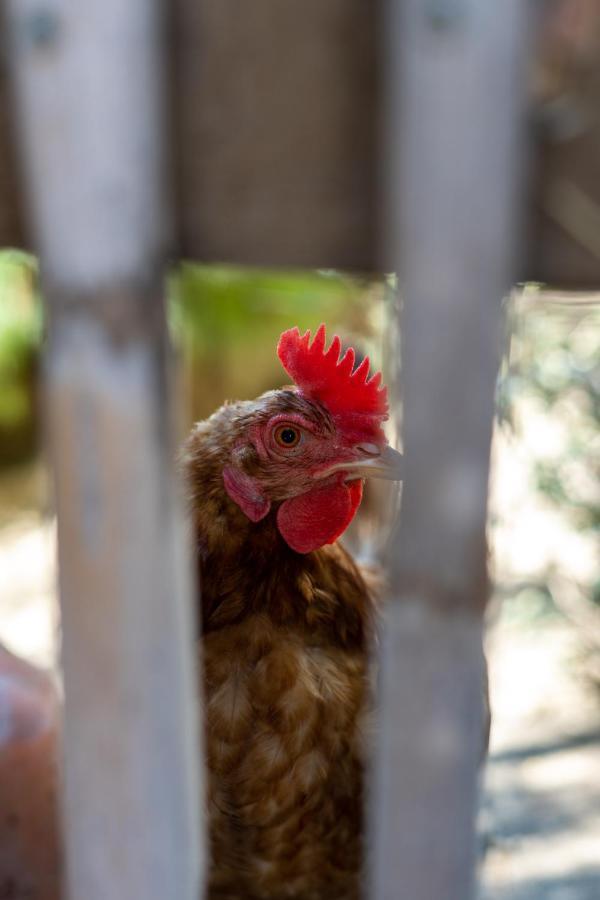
(5, 1, 204, 897)
(47, 326, 202, 900)
(6, 0, 173, 295)
(370, 1, 530, 898)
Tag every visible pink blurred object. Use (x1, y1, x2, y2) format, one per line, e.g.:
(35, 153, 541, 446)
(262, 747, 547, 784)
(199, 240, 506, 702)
(0, 644, 61, 899)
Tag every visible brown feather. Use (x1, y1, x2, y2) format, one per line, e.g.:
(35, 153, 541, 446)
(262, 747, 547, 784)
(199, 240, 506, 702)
(183, 398, 378, 899)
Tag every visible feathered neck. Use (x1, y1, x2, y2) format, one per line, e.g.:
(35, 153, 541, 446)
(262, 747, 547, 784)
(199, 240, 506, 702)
(181, 410, 375, 649)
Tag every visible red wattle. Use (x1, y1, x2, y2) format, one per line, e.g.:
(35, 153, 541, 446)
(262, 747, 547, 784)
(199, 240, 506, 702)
(276, 480, 363, 554)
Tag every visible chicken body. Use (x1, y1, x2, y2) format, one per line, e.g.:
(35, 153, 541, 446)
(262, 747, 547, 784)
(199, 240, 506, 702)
(202, 548, 372, 900)
(183, 387, 394, 900)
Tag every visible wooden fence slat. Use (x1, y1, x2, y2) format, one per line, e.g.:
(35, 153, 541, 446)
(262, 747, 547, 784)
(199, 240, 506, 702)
(370, 2, 530, 898)
(5, 2, 204, 898)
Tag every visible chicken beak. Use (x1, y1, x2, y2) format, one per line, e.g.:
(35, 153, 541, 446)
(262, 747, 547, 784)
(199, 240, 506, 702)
(345, 444, 403, 481)
(321, 444, 403, 482)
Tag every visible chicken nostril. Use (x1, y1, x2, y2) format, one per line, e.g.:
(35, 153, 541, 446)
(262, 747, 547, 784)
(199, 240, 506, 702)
(355, 442, 381, 457)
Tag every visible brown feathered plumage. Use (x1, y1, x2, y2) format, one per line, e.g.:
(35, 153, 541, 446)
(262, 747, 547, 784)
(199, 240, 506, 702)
(182, 326, 403, 899)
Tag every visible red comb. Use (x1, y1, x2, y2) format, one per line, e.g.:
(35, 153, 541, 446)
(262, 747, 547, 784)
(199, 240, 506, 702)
(277, 324, 388, 419)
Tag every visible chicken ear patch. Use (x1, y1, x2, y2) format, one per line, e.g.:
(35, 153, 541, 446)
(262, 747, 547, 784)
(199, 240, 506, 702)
(223, 466, 271, 522)
(277, 480, 363, 553)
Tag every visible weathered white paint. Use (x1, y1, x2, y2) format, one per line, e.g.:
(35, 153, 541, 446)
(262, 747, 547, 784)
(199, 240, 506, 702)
(383, 0, 531, 598)
(6, 0, 171, 293)
(370, 602, 487, 900)
(371, 1, 530, 898)
(5, 2, 204, 898)
(47, 322, 203, 900)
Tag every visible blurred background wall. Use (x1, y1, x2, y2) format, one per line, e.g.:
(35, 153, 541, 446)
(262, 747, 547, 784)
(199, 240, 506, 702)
(2, 0, 600, 281)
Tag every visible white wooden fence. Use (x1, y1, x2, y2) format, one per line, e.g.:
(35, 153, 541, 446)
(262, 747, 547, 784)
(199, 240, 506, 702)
(6, 2, 202, 898)
(5, 1, 529, 898)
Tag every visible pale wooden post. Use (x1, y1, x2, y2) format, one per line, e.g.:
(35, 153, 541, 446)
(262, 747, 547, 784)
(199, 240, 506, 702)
(370, 2, 530, 899)
(6, 2, 204, 899)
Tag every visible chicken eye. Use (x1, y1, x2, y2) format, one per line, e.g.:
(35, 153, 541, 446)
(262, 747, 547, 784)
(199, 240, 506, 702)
(274, 425, 301, 448)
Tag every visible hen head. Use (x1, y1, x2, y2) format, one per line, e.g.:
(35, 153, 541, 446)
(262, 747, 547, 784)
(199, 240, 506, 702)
(215, 324, 402, 554)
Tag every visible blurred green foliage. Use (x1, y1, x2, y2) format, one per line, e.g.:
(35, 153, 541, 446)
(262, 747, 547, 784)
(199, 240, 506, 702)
(496, 286, 600, 626)
(0, 252, 384, 460)
(169, 264, 365, 353)
(0, 250, 41, 464)
(169, 263, 384, 423)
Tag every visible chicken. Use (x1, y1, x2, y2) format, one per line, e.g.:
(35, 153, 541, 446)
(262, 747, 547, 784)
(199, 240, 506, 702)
(183, 324, 403, 900)
(0, 643, 61, 900)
